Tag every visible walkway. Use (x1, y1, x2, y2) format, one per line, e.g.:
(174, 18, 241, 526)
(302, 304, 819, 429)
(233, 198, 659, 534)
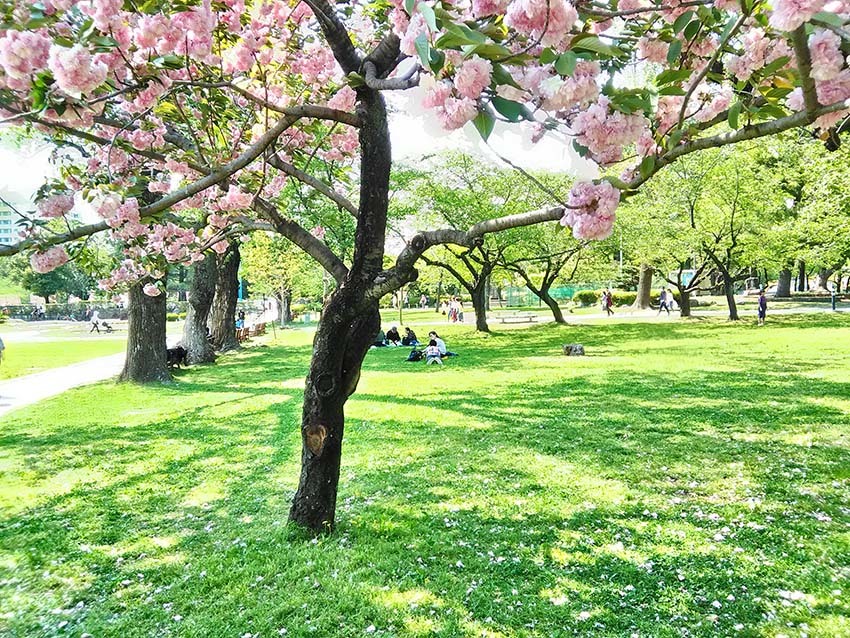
(0, 353, 125, 418)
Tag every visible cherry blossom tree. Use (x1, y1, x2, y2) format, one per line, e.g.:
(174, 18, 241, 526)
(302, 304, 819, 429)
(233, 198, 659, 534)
(0, 0, 848, 532)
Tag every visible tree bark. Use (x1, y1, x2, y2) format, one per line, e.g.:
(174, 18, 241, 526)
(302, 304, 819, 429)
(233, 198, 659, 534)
(119, 282, 171, 383)
(677, 288, 692, 317)
(280, 288, 293, 325)
(181, 253, 217, 364)
(722, 274, 739, 320)
(813, 268, 835, 291)
(539, 286, 566, 323)
(634, 263, 654, 309)
(796, 260, 807, 292)
(776, 268, 792, 297)
(210, 244, 241, 351)
(471, 283, 489, 332)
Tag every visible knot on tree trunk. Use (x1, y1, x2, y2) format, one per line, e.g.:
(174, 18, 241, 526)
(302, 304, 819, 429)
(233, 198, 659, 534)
(315, 373, 337, 397)
(305, 424, 328, 457)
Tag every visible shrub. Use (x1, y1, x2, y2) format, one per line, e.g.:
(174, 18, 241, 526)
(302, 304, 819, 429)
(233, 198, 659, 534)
(611, 291, 636, 306)
(166, 312, 186, 321)
(572, 290, 600, 306)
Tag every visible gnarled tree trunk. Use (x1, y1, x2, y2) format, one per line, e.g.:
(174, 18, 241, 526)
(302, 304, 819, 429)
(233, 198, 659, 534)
(279, 288, 293, 325)
(813, 268, 835, 291)
(210, 244, 240, 352)
(119, 281, 170, 383)
(677, 288, 692, 317)
(634, 263, 654, 309)
(181, 253, 217, 364)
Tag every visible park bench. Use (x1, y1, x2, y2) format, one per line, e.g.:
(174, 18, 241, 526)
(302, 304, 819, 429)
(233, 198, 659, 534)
(496, 313, 538, 324)
(236, 327, 250, 343)
(249, 322, 266, 337)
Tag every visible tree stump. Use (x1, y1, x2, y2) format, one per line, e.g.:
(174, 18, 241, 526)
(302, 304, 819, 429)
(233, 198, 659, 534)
(563, 343, 585, 356)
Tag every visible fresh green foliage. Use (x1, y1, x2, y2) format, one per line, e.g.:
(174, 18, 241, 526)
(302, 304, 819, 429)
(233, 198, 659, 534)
(1, 316, 849, 637)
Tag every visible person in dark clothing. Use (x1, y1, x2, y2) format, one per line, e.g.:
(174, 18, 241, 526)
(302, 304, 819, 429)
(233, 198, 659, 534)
(402, 327, 418, 346)
(757, 289, 767, 326)
(385, 326, 401, 346)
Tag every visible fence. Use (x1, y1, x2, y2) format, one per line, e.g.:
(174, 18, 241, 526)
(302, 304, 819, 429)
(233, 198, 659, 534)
(502, 284, 600, 307)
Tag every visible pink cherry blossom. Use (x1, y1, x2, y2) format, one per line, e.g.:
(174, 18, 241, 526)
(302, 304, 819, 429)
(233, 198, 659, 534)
(30, 246, 70, 273)
(617, 0, 648, 9)
(143, 282, 162, 297)
(768, 0, 826, 31)
(218, 185, 254, 211)
(561, 181, 619, 240)
(311, 226, 327, 239)
(637, 37, 669, 64)
(540, 61, 600, 111)
(472, 0, 510, 17)
(328, 86, 357, 111)
(725, 28, 792, 81)
(455, 57, 493, 100)
(48, 44, 108, 96)
(0, 30, 51, 83)
(436, 97, 479, 130)
(37, 193, 75, 218)
(809, 30, 843, 81)
(422, 79, 453, 108)
(571, 97, 648, 165)
(505, 0, 577, 47)
(400, 14, 428, 56)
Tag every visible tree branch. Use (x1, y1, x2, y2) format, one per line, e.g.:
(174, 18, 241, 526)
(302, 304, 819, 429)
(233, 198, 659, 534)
(0, 221, 109, 256)
(266, 152, 358, 217)
(792, 25, 820, 117)
(302, 0, 361, 74)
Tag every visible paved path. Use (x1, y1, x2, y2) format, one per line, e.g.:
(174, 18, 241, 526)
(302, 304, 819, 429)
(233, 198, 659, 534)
(0, 353, 125, 418)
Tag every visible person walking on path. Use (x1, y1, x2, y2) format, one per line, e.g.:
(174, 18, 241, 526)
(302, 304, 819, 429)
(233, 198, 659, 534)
(757, 289, 767, 326)
(89, 310, 101, 333)
(602, 290, 614, 316)
(657, 288, 670, 315)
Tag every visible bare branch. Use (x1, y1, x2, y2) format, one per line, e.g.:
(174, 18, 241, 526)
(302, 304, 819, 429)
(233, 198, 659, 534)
(0, 221, 109, 256)
(266, 152, 358, 217)
(363, 61, 419, 91)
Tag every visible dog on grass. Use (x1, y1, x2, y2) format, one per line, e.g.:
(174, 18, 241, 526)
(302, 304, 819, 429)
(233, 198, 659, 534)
(166, 346, 188, 369)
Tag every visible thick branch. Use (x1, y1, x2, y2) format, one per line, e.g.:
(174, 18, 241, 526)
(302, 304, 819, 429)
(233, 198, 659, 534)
(792, 26, 819, 117)
(266, 153, 358, 216)
(251, 198, 348, 282)
(363, 61, 419, 91)
(0, 221, 109, 256)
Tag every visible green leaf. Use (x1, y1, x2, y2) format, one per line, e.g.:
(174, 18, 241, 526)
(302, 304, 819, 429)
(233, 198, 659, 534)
(657, 85, 687, 96)
(812, 11, 845, 26)
(756, 103, 787, 119)
(555, 51, 578, 76)
(666, 40, 682, 64)
(639, 155, 655, 179)
(419, 3, 437, 33)
(656, 68, 692, 86)
(468, 42, 513, 60)
(673, 11, 694, 34)
(758, 55, 791, 78)
(442, 22, 487, 45)
(492, 64, 522, 89)
(491, 96, 524, 122)
(152, 55, 184, 69)
(572, 139, 590, 157)
(404, 0, 416, 15)
(683, 19, 702, 41)
(728, 101, 741, 128)
(539, 48, 557, 64)
(571, 34, 623, 58)
(414, 33, 431, 69)
(428, 49, 445, 74)
(473, 110, 494, 141)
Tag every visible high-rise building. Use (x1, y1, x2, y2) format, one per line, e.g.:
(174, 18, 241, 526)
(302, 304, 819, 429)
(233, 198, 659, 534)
(0, 196, 22, 245)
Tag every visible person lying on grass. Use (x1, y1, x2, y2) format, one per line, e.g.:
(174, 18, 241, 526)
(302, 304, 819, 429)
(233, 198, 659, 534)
(424, 340, 443, 365)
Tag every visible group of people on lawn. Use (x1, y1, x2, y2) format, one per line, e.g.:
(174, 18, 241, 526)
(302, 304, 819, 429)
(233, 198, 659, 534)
(373, 326, 454, 365)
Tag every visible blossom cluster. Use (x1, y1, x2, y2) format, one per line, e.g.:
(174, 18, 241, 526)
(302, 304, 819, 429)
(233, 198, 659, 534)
(37, 193, 75, 219)
(561, 181, 620, 240)
(30, 245, 70, 273)
(571, 98, 648, 166)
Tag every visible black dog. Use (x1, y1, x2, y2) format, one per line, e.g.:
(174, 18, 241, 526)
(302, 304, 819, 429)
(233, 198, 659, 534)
(166, 346, 188, 369)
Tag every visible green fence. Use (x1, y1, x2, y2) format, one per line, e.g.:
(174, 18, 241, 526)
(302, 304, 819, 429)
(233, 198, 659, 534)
(502, 284, 599, 307)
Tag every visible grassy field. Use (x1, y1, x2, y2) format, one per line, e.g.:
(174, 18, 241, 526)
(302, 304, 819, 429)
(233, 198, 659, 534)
(0, 339, 126, 380)
(1, 315, 849, 637)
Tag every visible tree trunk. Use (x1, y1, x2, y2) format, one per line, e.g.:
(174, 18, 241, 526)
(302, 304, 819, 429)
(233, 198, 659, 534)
(678, 288, 692, 317)
(210, 244, 240, 351)
(484, 275, 491, 311)
(796, 260, 807, 292)
(280, 288, 292, 325)
(776, 268, 792, 297)
(723, 275, 739, 320)
(540, 286, 566, 323)
(634, 263, 654, 309)
(119, 282, 170, 383)
(181, 253, 217, 364)
(813, 268, 835, 291)
(471, 283, 489, 332)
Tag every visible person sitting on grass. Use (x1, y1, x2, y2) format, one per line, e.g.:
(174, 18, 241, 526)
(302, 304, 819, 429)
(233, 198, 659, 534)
(424, 339, 443, 365)
(372, 328, 387, 347)
(402, 327, 418, 346)
(427, 330, 457, 357)
(386, 326, 401, 346)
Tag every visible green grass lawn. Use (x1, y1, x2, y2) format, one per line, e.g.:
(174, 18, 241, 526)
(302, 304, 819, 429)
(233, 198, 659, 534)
(0, 339, 126, 380)
(1, 315, 849, 637)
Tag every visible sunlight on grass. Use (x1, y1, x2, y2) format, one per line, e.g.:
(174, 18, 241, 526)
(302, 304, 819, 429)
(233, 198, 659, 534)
(1, 314, 849, 637)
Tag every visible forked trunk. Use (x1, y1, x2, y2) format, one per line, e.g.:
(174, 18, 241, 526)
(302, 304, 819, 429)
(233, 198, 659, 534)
(471, 283, 489, 332)
(210, 244, 241, 351)
(776, 268, 792, 297)
(181, 253, 217, 364)
(813, 268, 835, 291)
(119, 282, 170, 383)
(634, 264, 654, 309)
